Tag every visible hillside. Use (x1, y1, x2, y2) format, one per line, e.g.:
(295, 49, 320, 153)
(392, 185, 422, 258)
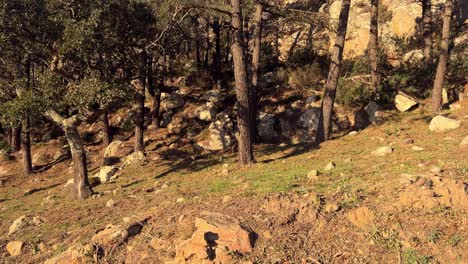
(1, 96, 467, 263)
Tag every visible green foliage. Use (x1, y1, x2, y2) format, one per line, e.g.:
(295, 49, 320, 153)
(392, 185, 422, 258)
(447, 234, 463, 247)
(427, 230, 441, 244)
(0, 140, 12, 153)
(336, 78, 374, 107)
(402, 249, 432, 264)
(378, 4, 393, 25)
(288, 63, 325, 89)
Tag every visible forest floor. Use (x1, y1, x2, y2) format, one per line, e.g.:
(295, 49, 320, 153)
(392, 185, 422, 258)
(0, 100, 467, 263)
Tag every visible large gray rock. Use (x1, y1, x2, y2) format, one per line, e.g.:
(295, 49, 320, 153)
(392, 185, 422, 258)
(196, 113, 235, 151)
(167, 116, 187, 134)
(104, 141, 131, 158)
(195, 104, 217, 122)
(364, 102, 381, 123)
(402, 49, 424, 65)
(298, 108, 320, 131)
(258, 113, 278, 142)
(429, 115, 461, 133)
(395, 92, 418, 112)
(161, 92, 185, 110)
(122, 151, 146, 166)
(93, 166, 119, 183)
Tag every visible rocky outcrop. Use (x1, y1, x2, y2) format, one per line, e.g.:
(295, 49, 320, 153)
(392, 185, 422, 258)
(174, 212, 253, 263)
(257, 113, 279, 142)
(196, 113, 235, 151)
(161, 92, 185, 111)
(44, 244, 94, 264)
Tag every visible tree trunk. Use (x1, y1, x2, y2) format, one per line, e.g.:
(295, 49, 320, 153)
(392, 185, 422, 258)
(20, 117, 32, 174)
(316, 0, 351, 143)
(204, 23, 211, 68)
(274, 24, 280, 66)
(46, 111, 93, 199)
(212, 19, 222, 87)
(152, 89, 161, 129)
(369, 0, 380, 91)
(101, 111, 111, 146)
(230, 0, 254, 165)
(431, 0, 452, 112)
(11, 124, 21, 152)
(65, 125, 93, 199)
(134, 79, 145, 152)
(250, 3, 263, 143)
(422, 0, 433, 62)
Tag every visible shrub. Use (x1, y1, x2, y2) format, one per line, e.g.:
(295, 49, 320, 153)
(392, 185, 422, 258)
(288, 63, 325, 89)
(336, 78, 375, 107)
(0, 140, 11, 153)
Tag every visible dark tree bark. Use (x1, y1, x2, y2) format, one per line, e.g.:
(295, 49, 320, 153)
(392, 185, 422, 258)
(431, 0, 453, 112)
(152, 88, 161, 129)
(18, 60, 33, 175)
(316, 0, 351, 143)
(225, 27, 231, 64)
(204, 23, 211, 68)
(230, 0, 254, 165)
(250, 3, 263, 143)
(212, 19, 222, 87)
(274, 24, 280, 66)
(20, 117, 32, 174)
(369, 0, 380, 91)
(11, 125, 21, 151)
(101, 111, 111, 146)
(422, 0, 433, 62)
(133, 78, 145, 152)
(47, 112, 93, 199)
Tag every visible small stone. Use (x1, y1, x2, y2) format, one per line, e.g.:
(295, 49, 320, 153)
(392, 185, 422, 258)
(38, 242, 47, 252)
(176, 197, 186, 203)
(325, 203, 340, 213)
(263, 230, 272, 239)
(430, 166, 442, 174)
(32, 216, 45, 226)
(222, 195, 232, 203)
(106, 199, 116, 207)
(443, 137, 455, 141)
(307, 170, 319, 180)
(324, 162, 336, 171)
(113, 187, 122, 195)
(371, 146, 393, 156)
(403, 138, 414, 144)
(6, 241, 23, 256)
(348, 131, 358, 136)
(279, 143, 287, 147)
(23, 188, 36, 196)
(460, 136, 468, 147)
(150, 237, 169, 251)
(221, 169, 229, 176)
(222, 164, 229, 168)
(412, 146, 424, 151)
(8, 215, 26, 235)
